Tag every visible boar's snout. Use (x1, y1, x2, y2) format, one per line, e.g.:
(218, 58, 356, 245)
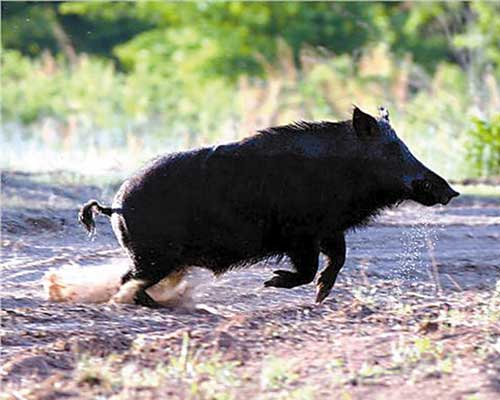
(410, 172, 459, 206)
(439, 188, 460, 205)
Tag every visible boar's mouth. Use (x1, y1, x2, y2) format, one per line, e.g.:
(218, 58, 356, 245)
(439, 190, 460, 205)
(410, 179, 459, 206)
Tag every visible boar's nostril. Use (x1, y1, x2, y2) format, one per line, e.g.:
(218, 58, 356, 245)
(440, 190, 459, 205)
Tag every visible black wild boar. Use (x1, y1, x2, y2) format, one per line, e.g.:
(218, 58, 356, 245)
(79, 107, 459, 307)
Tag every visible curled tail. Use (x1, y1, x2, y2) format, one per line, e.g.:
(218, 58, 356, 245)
(79, 199, 114, 237)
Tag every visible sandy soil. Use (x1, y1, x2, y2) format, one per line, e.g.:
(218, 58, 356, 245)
(1, 171, 499, 399)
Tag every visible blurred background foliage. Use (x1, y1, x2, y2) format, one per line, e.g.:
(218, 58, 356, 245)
(1, 1, 499, 179)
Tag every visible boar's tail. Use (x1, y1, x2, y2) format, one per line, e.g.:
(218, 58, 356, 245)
(78, 199, 114, 237)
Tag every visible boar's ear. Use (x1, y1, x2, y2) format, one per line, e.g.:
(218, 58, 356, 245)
(352, 106, 380, 137)
(378, 106, 390, 122)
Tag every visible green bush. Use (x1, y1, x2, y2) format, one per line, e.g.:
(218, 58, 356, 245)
(1, 47, 498, 180)
(1, 49, 236, 145)
(466, 115, 500, 177)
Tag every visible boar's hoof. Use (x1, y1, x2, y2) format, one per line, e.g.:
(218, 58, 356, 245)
(315, 282, 333, 304)
(134, 290, 162, 309)
(264, 270, 311, 289)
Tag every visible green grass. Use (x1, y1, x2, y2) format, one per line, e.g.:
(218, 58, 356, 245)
(260, 357, 299, 391)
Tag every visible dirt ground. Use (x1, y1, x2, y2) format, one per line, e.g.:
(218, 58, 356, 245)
(1, 171, 499, 399)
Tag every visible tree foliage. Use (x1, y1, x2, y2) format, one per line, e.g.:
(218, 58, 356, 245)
(6, 1, 496, 77)
(2, 1, 499, 178)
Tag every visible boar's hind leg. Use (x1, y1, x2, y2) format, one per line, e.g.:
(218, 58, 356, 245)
(111, 268, 164, 308)
(114, 252, 180, 308)
(264, 240, 319, 289)
(316, 233, 346, 304)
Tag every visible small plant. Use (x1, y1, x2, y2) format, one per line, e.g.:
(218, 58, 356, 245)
(357, 362, 388, 381)
(438, 308, 468, 328)
(165, 333, 240, 399)
(74, 354, 122, 391)
(392, 337, 439, 365)
(328, 357, 394, 386)
(272, 385, 317, 400)
(391, 301, 414, 317)
(260, 357, 299, 391)
(329, 358, 354, 386)
(466, 114, 500, 177)
(73, 335, 241, 398)
(482, 280, 500, 323)
(391, 336, 455, 382)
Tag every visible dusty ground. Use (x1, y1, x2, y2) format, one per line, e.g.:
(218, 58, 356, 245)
(1, 171, 499, 399)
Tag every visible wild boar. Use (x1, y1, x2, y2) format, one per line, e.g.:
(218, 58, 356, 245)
(79, 107, 459, 307)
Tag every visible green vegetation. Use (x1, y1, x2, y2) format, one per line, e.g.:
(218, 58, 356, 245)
(72, 334, 317, 399)
(260, 357, 299, 390)
(466, 115, 500, 177)
(75, 334, 242, 399)
(1, 1, 499, 179)
(391, 337, 454, 379)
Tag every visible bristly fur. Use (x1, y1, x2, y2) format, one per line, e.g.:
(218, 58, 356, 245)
(102, 115, 403, 278)
(258, 120, 349, 137)
(77, 107, 458, 307)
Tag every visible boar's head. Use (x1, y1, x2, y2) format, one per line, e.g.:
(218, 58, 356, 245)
(352, 106, 459, 206)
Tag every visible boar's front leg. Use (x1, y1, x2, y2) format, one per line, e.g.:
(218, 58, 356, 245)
(316, 232, 346, 303)
(264, 239, 319, 289)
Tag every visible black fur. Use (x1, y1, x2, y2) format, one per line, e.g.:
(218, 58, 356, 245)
(79, 107, 459, 307)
